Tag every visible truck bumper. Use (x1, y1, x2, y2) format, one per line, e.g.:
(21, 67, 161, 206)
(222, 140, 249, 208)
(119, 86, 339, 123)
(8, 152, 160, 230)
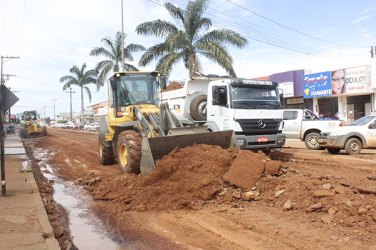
(317, 135, 343, 148)
(236, 133, 286, 150)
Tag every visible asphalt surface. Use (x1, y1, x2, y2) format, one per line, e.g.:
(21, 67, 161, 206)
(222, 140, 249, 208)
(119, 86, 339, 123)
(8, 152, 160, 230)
(0, 133, 60, 249)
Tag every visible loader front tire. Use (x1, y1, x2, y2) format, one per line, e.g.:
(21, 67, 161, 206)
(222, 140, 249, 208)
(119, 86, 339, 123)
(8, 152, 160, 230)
(99, 137, 115, 165)
(117, 130, 142, 174)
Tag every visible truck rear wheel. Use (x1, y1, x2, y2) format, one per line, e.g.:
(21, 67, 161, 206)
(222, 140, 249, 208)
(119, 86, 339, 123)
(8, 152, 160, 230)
(117, 130, 142, 174)
(190, 95, 207, 121)
(99, 137, 115, 165)
(304, 132, 321, 150)
(345, 138, 362, 155)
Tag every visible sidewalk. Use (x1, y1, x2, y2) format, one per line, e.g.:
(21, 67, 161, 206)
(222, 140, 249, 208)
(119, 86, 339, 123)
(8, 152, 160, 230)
(0, 133, 60, 249)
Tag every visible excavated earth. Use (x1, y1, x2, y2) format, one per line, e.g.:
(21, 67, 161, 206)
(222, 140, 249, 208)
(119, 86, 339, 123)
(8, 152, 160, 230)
(24, 129, 376, 249)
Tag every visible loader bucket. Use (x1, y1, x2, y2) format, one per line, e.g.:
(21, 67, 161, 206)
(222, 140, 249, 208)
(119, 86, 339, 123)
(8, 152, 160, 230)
(140, 130, 238, 176)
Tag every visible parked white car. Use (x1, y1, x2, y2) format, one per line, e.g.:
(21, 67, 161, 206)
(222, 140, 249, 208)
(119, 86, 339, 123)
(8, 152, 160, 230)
(63, 121, 76, 129)
(318, 115, 376, 155)
(84, 122, 99, 132)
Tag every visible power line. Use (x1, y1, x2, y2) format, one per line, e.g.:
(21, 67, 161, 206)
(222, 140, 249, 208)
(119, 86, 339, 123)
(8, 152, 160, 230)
(223, 0, 365, 49)
(149, 0, 368, 56)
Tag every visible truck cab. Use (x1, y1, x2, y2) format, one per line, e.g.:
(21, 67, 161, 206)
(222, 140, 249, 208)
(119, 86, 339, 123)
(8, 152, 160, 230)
(206, 79, 285, 151)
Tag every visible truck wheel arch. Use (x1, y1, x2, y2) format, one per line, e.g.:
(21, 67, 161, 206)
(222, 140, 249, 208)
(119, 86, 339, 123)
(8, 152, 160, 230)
(190, 95, 207, 121)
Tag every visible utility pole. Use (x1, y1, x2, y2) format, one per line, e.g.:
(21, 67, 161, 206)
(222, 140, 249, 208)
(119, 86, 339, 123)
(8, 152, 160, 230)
(66, 88, 75, 121)
(51, 99, 57, 121)
(1, 55, 19, 196)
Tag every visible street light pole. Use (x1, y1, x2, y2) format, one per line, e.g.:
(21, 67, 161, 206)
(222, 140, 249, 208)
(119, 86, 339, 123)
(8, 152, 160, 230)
(121, 0, 125, 71)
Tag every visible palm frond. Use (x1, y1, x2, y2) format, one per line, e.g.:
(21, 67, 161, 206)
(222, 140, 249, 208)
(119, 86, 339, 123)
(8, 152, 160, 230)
(138, 43, 170, 66)
(136, 20, 178, 38)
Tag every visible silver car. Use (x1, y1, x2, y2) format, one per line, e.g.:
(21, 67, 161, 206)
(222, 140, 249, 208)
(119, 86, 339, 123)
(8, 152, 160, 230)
(84, 122, 100, 132)
(318, 115, 376, 155)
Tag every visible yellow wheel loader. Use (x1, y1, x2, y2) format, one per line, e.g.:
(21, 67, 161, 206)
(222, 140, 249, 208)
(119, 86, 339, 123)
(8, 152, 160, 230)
(98, 71, 238, 175)
(19, 110, 48, 138)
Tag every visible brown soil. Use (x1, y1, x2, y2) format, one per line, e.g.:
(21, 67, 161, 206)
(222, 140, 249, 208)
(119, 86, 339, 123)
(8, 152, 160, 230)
(24, 129, 376, 249)
(163, 81, 184, 91)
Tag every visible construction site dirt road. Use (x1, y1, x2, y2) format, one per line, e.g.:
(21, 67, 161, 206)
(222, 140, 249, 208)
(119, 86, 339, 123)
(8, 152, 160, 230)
(24, 129, 376, 249)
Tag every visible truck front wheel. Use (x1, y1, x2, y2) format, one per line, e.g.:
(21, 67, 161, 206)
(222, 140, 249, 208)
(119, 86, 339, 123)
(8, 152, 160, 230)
(304, 132, 321, 150)
(345, 138, 362, 155)
(190, 95, 207, 121)
(117, 130, 142, 174)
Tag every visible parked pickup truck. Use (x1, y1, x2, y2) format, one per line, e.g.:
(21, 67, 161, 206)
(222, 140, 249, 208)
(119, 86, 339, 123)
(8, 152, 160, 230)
(318, 115, 376, 155)
(283, 109, 344, 150)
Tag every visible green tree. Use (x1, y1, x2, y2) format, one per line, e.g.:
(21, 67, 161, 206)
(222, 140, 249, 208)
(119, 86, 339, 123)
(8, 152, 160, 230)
(59, 63, 98, 125)
(135, 0, 248, 79)
(90, 31, 146, 85)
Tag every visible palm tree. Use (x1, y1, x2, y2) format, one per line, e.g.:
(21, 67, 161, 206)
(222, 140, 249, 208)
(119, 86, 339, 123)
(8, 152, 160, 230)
(59, 63, 98, 125)
(135, 0, 248, 79)
(90, 31, 146, 86)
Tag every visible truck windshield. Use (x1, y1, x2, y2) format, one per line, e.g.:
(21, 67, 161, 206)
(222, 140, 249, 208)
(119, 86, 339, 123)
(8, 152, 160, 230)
(118, 75, 159, 106)
(230, 85, 281, 109)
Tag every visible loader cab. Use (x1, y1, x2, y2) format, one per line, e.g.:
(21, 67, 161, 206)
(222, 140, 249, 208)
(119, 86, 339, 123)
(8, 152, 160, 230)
(110, 72, 163, 117)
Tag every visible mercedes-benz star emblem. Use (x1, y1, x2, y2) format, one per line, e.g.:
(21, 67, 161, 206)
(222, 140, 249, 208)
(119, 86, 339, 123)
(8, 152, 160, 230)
(258, 119, 266, 128)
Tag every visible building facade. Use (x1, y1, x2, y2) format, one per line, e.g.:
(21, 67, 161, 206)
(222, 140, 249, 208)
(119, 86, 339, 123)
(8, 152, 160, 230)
(258, 65, 376, 125)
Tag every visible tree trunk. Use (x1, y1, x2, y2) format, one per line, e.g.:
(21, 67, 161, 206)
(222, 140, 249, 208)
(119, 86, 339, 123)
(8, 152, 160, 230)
(81, 87, 84, 126)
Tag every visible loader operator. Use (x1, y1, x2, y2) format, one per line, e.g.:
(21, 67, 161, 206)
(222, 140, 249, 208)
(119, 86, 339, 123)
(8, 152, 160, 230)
(131, 81, 147, 100)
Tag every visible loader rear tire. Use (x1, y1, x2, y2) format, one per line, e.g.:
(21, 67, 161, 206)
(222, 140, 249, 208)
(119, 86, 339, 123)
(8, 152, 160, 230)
(42, 127, 47, 136)
(20, 128, 27, 138)
(99, 137, 115, 165)
(190, 95, 207, 121)
(117, 130, 142, 174)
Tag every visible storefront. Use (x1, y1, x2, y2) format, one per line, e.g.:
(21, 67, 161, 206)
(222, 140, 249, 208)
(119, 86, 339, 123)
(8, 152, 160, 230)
(303, 65, 373, 124)
(269, 69, 307, 109)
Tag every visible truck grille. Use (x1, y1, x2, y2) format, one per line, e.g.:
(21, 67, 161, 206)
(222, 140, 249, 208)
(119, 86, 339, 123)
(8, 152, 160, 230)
(235, 119, 281, 135)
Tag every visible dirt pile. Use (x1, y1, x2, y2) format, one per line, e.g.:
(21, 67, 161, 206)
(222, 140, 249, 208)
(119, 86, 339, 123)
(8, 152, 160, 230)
(162, 81, 184, 91)
(253, 162, 376, 242)
(81, 145, 280, 211)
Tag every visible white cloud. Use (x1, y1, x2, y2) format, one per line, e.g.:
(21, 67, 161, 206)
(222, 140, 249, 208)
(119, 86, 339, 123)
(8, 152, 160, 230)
(351, 15, 371, 24)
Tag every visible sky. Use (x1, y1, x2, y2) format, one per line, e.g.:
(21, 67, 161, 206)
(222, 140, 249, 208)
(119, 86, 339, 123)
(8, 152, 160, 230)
(1, 0, 375, 119)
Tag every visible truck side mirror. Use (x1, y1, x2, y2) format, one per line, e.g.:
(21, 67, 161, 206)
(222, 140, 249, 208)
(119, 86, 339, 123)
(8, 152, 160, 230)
(212, 86, 227, 106)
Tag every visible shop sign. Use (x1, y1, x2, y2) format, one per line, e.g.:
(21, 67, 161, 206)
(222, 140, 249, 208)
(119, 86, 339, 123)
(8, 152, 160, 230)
(278, 81, 294, 97)
(344, 66, 370, 94)
(303, 72, 331, 98)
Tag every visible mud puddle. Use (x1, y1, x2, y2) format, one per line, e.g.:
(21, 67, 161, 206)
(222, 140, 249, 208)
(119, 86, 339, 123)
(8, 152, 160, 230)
(34, 148, 129, 249)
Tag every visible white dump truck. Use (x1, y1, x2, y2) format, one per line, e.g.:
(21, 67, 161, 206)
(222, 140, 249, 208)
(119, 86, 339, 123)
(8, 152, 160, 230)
(161, 76, 286, 151)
